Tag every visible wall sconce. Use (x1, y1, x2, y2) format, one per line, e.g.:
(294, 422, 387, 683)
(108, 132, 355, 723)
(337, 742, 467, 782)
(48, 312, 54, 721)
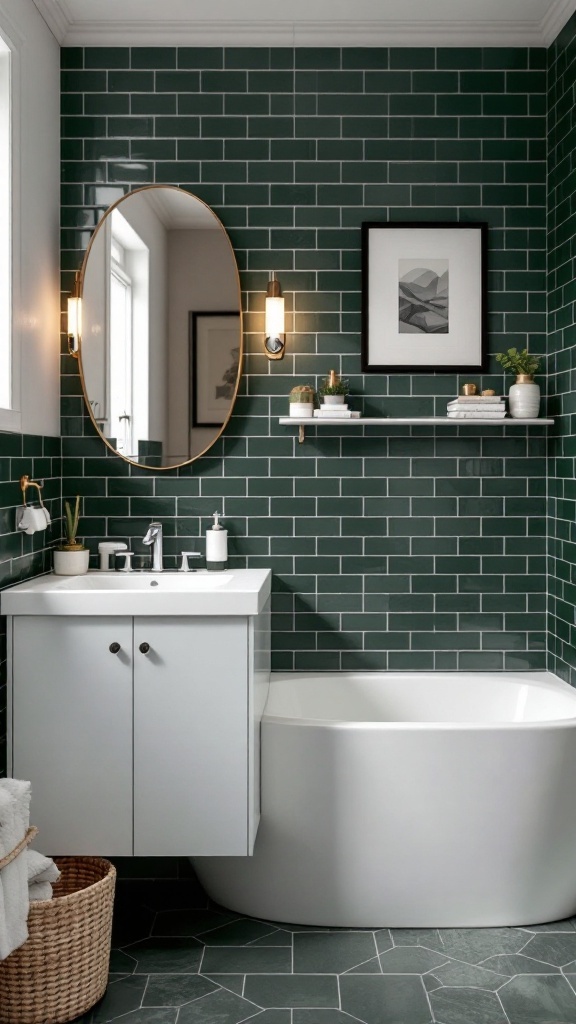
(67, 272, 81, 357)
(264, 273, 285, 360)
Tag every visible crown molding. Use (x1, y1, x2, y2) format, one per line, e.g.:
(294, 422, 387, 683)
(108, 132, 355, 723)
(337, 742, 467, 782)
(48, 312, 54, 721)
(58, 18, 548, 48)
(31, 0, 72, 43)
(29, 2, 576, 49)
(540, 0, 576, 44)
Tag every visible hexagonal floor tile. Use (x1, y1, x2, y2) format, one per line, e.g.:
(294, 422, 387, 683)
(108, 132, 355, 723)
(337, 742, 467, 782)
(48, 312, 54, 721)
(142, 974, 218, 1006)
(201, 945, 292, 974)
(198, 919, 284, 946)
(91, 975, 148, 1023)
(340, 974, 430, 1024)
(428, 960, 507, 991)
(481, 954, 560, 976)
(122, 936, 203, 974)
(520, 934, 576, 967)
(243, 974, 339, 1009)
(153, 908, 239, 937)
(293, 931, 378, 974)
(427, 928, 528, 964)
(430, 987, 505, 1024)
(106, 1012, 177, 1024)
(178, 988, 261, 1024)
(379, 946, 449, 974)
(499, 975, 576, 1023)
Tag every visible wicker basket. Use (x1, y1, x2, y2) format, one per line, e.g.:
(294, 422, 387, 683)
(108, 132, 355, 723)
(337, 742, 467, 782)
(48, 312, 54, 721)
(0, 856, 116, 1024)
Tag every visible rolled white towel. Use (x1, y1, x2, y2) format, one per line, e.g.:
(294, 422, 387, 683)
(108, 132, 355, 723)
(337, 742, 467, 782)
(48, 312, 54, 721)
(27, 849, 60, 886)
(28, 880, 53, 902)
(0, 779, 31, 960)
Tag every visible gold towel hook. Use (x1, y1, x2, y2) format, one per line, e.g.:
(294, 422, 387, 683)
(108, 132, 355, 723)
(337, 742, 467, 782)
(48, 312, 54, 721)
(20, 474, 45, 508)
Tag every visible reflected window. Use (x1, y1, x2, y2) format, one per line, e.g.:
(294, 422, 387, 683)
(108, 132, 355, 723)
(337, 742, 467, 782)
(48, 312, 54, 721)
(109, 210, 149, 457)
(0, 38, 10, 410)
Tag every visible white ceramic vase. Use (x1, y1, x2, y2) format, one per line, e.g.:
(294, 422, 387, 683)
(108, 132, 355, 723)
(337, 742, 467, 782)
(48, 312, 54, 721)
(508, 375, 540, 419)
(322, 394, 346, 406)
(289, 402, 314, 418)
(53, 548, 90, 576)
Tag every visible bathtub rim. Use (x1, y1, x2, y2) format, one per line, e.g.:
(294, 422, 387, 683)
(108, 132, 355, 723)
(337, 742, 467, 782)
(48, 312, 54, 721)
(263, 670, 576, 730)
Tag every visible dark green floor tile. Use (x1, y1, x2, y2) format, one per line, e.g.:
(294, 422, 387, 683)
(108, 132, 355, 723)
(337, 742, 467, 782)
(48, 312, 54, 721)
(199, 918, 283, 946)
(429, 960, 507, 990)
(499, 975, 576, 1023)
(428, 928, 527, 964)
(201, 945, 292, 974)
(91, 975, 148, 1023)
(294, 1013, 363, 1024)
(143, 974, 217, 1006)
(110, 948, 137, 973)
(482, 954, 559, 976)
(344, 957, 382, 974)
(123, 937, 203, 973)
(379, 946, 449, 973)
(390, 928, 439, 948)
(107, 1012, 177, 1024)
(340, 975, 430, 1024)
(178, 988, 261, 1024)
(430, 987, 506, 1024)
(153, 908, 239, 936)
(249, 929, 293, 946)
(375, 929, 393, 953)
(204, 975, 246, 996)
(293, 931, 378, 973)
(244, 974, 339, 1008)
(520, 934, 576, 967)
(253, 1014, 291, 1024)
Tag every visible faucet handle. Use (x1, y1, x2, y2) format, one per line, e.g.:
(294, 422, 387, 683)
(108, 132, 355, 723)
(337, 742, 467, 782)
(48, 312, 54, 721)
(179, 551, 202, 573)
(115, 551, 134, 572)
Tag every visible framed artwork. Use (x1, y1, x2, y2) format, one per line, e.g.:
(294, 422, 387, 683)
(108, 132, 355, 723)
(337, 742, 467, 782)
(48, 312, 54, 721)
(361, 222, 488, 374)
(190, 312, 241, 428)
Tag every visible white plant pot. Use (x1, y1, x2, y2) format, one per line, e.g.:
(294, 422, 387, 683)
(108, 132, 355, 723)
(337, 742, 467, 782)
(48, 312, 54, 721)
(289, 402, 314, 418)
(508, 377, 540, 419)
(322, 394, 346, 406)
(53, 548, 90, 576)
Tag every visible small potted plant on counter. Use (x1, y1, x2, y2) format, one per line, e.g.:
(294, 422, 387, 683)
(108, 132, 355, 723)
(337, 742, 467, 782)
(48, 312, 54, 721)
(318, 370, 349, 406)
(53, 495, 90, 576)
(494, 348, 542, 419)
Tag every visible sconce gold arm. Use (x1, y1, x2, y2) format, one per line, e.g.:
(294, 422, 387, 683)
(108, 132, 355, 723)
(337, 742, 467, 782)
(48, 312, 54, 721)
(20, 475, 45, 508)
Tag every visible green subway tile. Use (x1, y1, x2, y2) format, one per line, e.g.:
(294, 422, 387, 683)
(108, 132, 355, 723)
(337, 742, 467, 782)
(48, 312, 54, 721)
(178, 94, 224, 114)
(437, 95, 482, 116)
(389, 162, 457, 183)
(61, 69, 107, 92)
(460, 117, 505, 138)
(108, 71, 154, 92)
(108, 116, 154, 137)
(131, 47, 176, 69)
(227, 94, 269, 115)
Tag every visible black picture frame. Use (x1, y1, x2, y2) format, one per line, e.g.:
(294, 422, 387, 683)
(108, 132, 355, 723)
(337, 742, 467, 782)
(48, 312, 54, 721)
(361, 222, 488, 374)
(190, 312, 241, 428)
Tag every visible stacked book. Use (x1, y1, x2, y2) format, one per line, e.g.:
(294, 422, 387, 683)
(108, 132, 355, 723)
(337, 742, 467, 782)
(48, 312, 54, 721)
(314, 404, 361, 419)
(447, 395, 506, 419)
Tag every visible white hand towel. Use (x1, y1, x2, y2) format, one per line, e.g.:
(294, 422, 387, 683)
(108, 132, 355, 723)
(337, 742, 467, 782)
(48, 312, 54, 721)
(27, 849, 60, 886)
(0, 779, 31, 960)
(28, 880, 53, 902)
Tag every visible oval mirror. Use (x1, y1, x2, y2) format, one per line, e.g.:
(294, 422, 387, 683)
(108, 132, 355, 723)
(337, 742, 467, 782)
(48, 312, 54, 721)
(78, 185, 242, 469)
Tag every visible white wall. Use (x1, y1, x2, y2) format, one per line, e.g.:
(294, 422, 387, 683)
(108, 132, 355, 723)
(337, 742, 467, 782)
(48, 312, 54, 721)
(0, 0, 60, 436)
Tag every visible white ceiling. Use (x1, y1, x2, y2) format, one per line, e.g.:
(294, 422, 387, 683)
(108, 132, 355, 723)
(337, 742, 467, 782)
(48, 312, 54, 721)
(33, 0, 576, 47)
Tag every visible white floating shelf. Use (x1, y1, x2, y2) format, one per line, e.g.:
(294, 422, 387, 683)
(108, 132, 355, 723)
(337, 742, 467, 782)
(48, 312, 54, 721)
(279, 416, 553, 442)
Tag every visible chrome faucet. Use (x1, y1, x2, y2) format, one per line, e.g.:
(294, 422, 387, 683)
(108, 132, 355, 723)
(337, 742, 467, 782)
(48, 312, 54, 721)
(142, 521, 163, 572)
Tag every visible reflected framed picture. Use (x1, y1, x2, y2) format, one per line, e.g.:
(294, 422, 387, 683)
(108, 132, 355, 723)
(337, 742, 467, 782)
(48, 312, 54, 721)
(361, 222, 488, 374)
(190, 312, 241, 427)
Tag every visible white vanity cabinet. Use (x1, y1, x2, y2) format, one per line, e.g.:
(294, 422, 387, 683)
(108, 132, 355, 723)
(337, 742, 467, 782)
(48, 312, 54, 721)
(8, 608, 270, 857)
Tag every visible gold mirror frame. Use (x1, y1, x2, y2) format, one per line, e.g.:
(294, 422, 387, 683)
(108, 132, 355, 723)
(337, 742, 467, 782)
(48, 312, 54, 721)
(77, 185, 243, 471)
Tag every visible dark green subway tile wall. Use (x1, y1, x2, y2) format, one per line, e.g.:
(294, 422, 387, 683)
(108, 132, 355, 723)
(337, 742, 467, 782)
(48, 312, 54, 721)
(0, 432, 62, 773)
(61, 46, 548, 671)
(547, 14, 576, 685)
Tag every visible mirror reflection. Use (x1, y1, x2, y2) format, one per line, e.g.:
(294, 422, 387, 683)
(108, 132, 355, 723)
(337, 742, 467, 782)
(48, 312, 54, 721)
(79, 186, 242, 469)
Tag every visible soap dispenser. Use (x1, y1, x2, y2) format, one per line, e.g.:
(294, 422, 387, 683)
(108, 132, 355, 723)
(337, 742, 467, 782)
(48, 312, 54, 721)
(206, 511, 228, 571)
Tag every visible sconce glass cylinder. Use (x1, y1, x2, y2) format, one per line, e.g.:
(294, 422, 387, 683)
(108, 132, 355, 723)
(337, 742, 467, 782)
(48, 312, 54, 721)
(67, 294, 81, 356)
(265, 275, 285, 360)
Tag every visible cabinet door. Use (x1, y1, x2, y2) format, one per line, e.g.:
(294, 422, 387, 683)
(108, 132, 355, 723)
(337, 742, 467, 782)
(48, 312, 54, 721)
(133, 617, 249, 855)
(11, 616, 133, 855)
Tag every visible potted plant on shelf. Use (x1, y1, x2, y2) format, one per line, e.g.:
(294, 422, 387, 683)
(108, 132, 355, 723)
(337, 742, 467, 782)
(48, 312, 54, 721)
(53, 495, 90, 576)
(494, 348, 542, 419)
(319, 370, 349, 406)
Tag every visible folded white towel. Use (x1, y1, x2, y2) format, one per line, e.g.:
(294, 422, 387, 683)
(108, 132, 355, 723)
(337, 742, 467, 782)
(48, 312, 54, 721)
(0, 779, 31, 960)
(28, 880, 53, 902)
(27, 849, 60, 886)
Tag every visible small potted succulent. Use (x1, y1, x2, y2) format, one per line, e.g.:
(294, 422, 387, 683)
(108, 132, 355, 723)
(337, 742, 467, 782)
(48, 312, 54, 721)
(53, 495, 90, 576)
(289, 384, 315, 418)
(494, 348, 542, 419)
(318, 370, 349, 406)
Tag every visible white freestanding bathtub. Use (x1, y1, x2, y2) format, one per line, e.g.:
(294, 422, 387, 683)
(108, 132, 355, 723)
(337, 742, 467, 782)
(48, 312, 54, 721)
(193, 672, 576, 927)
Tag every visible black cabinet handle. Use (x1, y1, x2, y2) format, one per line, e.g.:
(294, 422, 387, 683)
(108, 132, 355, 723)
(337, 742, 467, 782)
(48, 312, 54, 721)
(139, 642, 150, 655)
(109, 642, 121, 654)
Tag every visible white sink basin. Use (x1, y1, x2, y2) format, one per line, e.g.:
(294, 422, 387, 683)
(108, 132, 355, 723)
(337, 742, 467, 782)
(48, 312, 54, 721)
(1, 569, 271, 617)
